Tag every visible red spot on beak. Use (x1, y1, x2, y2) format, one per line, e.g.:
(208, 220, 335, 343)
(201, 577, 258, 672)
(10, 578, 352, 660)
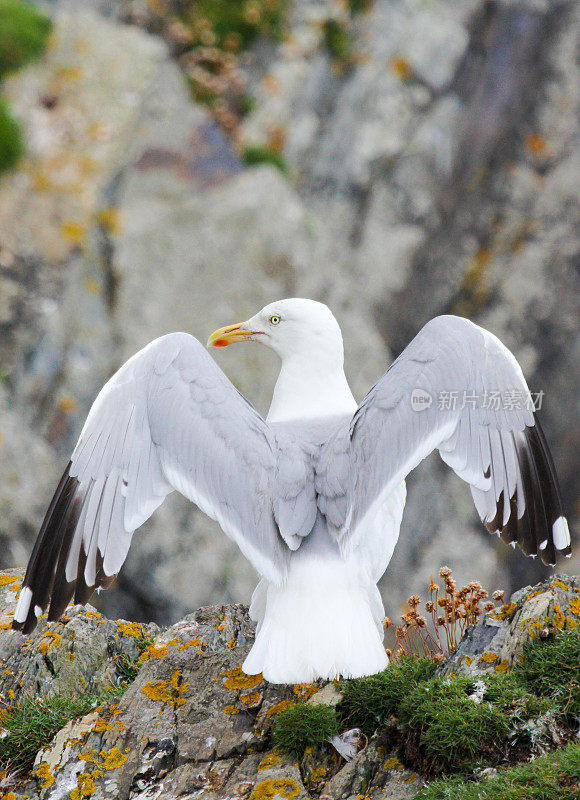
(213, 339, 229, 347)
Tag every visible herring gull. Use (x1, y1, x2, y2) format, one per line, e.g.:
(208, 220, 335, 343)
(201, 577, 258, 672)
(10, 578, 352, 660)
(13, 299, 571, 683)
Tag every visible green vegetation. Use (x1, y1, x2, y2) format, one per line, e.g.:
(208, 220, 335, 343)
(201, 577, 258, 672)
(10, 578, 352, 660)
(514, 628, 580, 725)
(271, 704, 339, 757)
(398, 673, 552, 774)
(0, 689, 123, 772)
(347, 0, 374, 11)
(184, 0, 286, 51)
(415, 740, 580, 800)
(242, 144, 287, 174)
(0, 95, 22, 171)
(0, 0, 51, 79)
(337, 640, 578, 776)
(0, 1, 52, 172)
(114, 633, 155, 686)
(339, 655, 438, 734)
(322, 18, 352, 62)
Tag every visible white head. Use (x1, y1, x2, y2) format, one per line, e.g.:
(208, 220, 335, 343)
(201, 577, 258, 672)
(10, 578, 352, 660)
(207, 298, 344, 368)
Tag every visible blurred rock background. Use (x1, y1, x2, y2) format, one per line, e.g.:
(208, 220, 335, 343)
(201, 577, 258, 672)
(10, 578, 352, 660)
(0, 0, 577, 626)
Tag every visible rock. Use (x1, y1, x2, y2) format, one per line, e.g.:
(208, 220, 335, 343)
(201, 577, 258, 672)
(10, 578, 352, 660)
(439, 574, 580, 677)
(0, 570, 578, 799)
(0, 570, 159, 701)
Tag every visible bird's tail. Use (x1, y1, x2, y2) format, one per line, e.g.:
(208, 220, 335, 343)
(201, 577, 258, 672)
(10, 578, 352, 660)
(242, 555, 388, 684)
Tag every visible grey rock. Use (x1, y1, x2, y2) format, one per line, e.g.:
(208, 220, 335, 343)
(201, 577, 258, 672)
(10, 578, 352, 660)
(439, 574, 580, 677)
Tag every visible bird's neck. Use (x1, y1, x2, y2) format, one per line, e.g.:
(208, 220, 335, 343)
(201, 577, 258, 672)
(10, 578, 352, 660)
(267, 354, 357, 424)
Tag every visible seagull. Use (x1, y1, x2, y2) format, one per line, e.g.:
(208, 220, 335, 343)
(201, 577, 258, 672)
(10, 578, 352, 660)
(13, 299, 571, 683)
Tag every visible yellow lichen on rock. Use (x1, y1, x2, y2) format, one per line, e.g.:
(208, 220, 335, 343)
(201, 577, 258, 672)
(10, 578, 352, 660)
(569, 597, 580, 616)
(258, 752, 282, 770)
(34, 761, 55, 788)
(265, 699, 294, 718)
(38, 630, 61, 655)
(116, 621, 145, 638)
(223, 704, 240, 714)
(494, 660, 510, 673)
(491, 602, 517, 620)
(141, 670, 188, 708)
(478, 652, 499, 664)
(223, 665, 263, 690)
(292, 683, 319, 700)
(0, 575, 22, 586)
(240, 691, 262, 707)
(249, 778, 301, 800)
(70, 771, 97, 799)
(384, 756, 403, 770)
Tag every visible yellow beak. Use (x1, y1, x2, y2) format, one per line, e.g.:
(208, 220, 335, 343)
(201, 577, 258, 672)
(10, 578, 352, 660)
(207, 322, 256, 348)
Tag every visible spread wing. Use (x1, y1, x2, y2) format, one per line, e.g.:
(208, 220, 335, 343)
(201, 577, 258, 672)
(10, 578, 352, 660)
(318, 315, 571, 566)
(13, 333, 294, 634)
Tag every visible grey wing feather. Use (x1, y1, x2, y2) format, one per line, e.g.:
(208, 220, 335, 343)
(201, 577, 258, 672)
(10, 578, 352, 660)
(14, 333, 291, 634)
(318, 315, 571, 567)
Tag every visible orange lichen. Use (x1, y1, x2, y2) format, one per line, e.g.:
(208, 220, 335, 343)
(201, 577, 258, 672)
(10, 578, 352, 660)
(35, 762, 55, 788)
(116, 621, 145, 638)
(223, 665, 263, 690)
(78, 746, 128, 770)
(223, 704, 240, 714)
(61, 221, 86, 246)
(569, 597, 580, 616)
(70, 771, 97, 799)
(176, 637, 202, 652)
(390, 55, 412, 80)
(292, 683, 318, 700)
(240, 691, 261, 707)
(478, 652, 499, 665)
(463, 656, 473, 666)
(494, 660, 510, 673)
(142, 671, 188, 708)
(265, 699, 294, 718)
(257, 752, 282, 770)
(248, 778, 300, 800)
(525, 133, 548, 156)
(38, 630, 61, 655)
(96, 208, 122, 234)
(491, 602, 517, 620)
(0, 575, 21, 586)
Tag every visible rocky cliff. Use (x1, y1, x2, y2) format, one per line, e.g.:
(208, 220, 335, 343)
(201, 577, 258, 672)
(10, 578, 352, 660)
(0, 0, 577, 627)
(0, 570, 579, 799)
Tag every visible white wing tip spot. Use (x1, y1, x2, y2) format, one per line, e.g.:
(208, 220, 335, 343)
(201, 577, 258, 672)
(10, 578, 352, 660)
(14, 587, 33, 623)
(552, 516, 570, 550)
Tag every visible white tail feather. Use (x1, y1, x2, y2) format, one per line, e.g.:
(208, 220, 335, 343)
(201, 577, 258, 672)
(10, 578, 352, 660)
(243, 555, 388, 684)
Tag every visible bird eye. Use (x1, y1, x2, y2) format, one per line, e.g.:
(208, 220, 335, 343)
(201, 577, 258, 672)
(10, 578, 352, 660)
(269, 315, 281, 325)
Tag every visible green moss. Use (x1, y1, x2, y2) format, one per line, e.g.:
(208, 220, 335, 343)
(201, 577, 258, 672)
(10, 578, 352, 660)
(271, 704, 339, 757)
(0, 95, 23, 171)
(322, 18, 352, 62)
(399, 676, 516, 774)
(415, 740, 580, 800)
(0, 0, 52, 79)
(340, 658, 558, 776)
(347, 0, 373, 12)
(185, 0, 286, 50)
(339, 655, 438, 735)
(242, 144, 288, 174)
(513, 628, 580, 725)
(0, 689, 124, 772)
